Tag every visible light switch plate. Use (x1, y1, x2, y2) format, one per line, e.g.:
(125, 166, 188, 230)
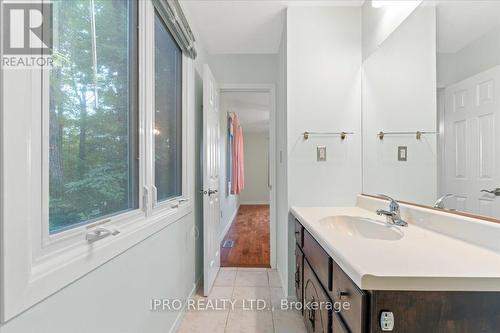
(398, 146, 407, 162)
(317, 146, 327, 161)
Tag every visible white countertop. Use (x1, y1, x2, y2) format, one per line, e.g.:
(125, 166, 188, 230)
(291, 205, 500, 291)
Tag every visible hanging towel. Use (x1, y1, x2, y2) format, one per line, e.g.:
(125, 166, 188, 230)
(231, 114, 239, 195)
(237, 125, 245, 191)
(230, 113, 245, 195)
(227, 113, 234, 193)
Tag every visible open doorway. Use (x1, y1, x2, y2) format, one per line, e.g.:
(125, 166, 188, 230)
(218, 86, 276, 268)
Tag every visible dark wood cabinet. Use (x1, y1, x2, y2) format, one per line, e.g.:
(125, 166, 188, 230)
(332, 262, 366, 333)
(303, 229, 332, 292)
(296, 244, 304, 308)
(303, 259, 331, 333)
(332, 313, 349, 333)
(367, 290, 500, 333)
(295, 219, 304, 248)
(294, 218, 500, 333)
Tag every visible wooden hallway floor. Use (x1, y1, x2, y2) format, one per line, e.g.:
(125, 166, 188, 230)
(221, 204, 270, 268)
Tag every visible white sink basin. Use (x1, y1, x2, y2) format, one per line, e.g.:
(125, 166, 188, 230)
(318, 215, 404, 240)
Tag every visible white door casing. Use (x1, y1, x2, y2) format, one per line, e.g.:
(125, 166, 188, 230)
(202, 65, 221, 296)
(443, 65, 500, 218)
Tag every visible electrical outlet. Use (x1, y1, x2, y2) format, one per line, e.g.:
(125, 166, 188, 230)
(380, 311, 394, 331)
(398, 146, 407, 162)
(317, 146, 327, 161)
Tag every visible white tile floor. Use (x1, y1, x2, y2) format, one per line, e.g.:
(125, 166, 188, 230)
(177, 268, 307, 333)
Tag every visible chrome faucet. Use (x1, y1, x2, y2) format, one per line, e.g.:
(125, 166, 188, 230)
(376, 194, 408, 227)
(433, 194, 455, 209)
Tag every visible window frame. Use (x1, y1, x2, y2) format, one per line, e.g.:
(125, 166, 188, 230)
(39, 0, 142, 249)
(0, 0, 193, 322)
(150, 6, 188, 212)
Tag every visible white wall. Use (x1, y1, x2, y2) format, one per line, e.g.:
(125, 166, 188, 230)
(0, 216, 196, 333)
(362, 6, 437, 205)
(275, 16, 289, 297)
(287, 7, 362, 208)
(362, 0, 422, 60)
(286, 6, 362, 295)
(437, 24, 500, 88)
(240, 132, 270, 204)
(208, 54, 278, 85)
(0, 31, 209, 333)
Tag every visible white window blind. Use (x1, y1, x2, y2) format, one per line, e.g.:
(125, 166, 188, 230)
(153, 0, 197, 59)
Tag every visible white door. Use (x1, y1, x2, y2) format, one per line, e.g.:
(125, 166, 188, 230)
(443, 65, 500, 217)
(202, 65, 221, 296)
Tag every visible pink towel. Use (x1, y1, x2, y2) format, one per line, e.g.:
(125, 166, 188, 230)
(237, 126, 245, 191)
(231, 114, 245, 195)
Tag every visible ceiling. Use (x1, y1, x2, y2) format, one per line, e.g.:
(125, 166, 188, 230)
(182, 0, 500, 55)
(181, 0, 364, 54)
(221, 91, 270, 133)
(437, 1, 500, 54)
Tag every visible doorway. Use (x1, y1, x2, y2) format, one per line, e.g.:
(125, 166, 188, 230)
(217, 85, 276, 269)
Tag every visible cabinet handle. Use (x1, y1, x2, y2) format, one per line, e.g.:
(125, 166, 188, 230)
(295, 266, 300, 285)
(336, 289, 349, 300)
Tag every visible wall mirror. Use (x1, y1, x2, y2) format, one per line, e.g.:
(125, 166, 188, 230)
(362, 1, 500, 220)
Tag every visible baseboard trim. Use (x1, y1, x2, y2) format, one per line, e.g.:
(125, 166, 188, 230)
(239, 201, 269, 205)
(219, 204, 240, 243)
(169, 277, 201, 333)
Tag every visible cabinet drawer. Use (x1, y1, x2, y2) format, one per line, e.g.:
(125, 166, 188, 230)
(332, 263, 366, 333)
(303, 229, 332, 292)
(295, 245, 304, 308)
(303, 260, 331, 333)
(295, 220, 304, 248)
(332, 312, 349, 333)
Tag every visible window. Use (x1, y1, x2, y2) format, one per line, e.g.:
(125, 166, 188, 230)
(1, 0, 196, 321)
(48, 0, 138, 233)
(154, 11, 183, 203)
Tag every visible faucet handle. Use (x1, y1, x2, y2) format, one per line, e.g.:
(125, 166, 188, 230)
(377, 194, 395, 202)
(377, 194, 399, 212)
(434, 194, 455, 209)
(481, 188, 500, 196)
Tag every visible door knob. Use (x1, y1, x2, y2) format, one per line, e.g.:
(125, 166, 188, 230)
(208, 189, 218, 196)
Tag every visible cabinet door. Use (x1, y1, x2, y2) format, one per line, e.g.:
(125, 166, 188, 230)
(332, 313, 349, 333)
(295, 245, 304, 309)
(303, 229, 332, 292)
(295, 220, 304, 247)
(303, 260, 330, 333)
(333, 263, 366, 333)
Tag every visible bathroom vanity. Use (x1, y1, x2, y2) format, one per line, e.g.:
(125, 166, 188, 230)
(292, 196, 500, 333)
